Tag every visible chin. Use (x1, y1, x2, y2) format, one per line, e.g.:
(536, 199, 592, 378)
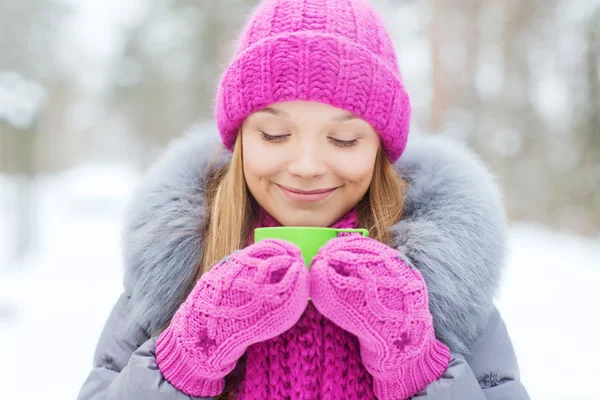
(278, 209, 334, 227)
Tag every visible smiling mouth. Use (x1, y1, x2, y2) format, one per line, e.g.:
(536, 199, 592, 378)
(275, 184, 339, 203)
(277, 184, 339, 194)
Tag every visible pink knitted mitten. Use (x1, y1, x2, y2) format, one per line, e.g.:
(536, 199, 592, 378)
(310, 236, 451, 400)
(156, 239, 309, 397)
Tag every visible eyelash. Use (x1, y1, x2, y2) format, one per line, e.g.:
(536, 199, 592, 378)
(260, 132, 358, 147)
(260, 132, 288, 142)
(331, 137, 358, 148)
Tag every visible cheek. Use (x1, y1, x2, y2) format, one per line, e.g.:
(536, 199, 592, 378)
(242, 139, 284, 181)
(334, 152, 376, 185)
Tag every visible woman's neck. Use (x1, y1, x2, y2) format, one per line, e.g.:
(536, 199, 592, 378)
(251, 205, 360, 230)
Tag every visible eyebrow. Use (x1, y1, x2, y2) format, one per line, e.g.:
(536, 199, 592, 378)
(256, 107, 287, 117)
(256, 107, 358, 122)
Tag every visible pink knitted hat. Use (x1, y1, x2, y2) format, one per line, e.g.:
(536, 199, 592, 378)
(215, 0, 411, 162)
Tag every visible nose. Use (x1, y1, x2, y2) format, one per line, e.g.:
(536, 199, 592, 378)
(286, 141, 327, 179)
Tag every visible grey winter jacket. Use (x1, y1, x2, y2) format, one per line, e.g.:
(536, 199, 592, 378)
(77, 127, 530, 400)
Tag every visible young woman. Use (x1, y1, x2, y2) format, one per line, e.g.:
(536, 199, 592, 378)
(78, 0, 529, 399)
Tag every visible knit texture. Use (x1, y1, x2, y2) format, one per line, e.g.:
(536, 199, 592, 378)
(155, 237, 309, 397)
(215, 0, 411, 162)
(310, 235, 452, 399)
(237, 206, 377, 399)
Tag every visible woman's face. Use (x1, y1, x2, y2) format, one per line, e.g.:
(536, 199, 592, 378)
(241, 100, 380, 227)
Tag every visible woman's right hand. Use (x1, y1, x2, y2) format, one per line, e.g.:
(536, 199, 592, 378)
(155, 239, 309, 397)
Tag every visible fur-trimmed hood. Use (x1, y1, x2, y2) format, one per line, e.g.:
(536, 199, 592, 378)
(120, 125, 508, 355)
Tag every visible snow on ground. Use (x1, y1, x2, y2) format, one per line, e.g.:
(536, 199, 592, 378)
(1, 166, 598, 399)
(496, 223, 600, 400)
(0, 164, 137, 399)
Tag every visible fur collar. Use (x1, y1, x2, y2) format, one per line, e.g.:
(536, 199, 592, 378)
(121, 125, 508, 354)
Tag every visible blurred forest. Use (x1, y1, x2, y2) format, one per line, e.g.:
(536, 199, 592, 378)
(1, 0, 599, 260)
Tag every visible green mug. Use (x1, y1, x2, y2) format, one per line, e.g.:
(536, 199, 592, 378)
(254, 226, 369, 267)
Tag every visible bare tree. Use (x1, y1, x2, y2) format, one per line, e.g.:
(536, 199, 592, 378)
(0, 0, 70, 262)
(108, 0, 255, 168)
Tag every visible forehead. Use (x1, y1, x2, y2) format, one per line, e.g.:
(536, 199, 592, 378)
(252, 101, 357, 121)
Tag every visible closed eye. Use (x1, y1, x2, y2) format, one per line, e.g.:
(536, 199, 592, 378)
(260, 131, 358, 147)
(260, 131, 289, 142)
(329, 137, 358, 147)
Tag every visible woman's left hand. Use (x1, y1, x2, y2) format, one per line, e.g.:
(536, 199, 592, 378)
(309, 235, 451, 400)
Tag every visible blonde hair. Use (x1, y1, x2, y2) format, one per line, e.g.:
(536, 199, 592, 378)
(183, 134, 407, 399)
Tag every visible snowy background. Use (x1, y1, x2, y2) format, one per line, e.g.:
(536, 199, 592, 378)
(1, 0, 599, 399)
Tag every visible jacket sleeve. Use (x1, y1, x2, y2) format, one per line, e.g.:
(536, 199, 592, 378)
(413, 307, 530, 400)
(76, 292, 216, 400)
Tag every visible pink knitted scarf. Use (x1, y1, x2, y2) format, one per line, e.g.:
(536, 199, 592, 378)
(233, 206, 376, 399)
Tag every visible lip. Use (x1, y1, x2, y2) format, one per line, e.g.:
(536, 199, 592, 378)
(276, 184, 338, 203)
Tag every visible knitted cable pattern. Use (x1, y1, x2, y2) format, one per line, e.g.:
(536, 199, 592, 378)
(215, 0, 411, 162)
(237, 206, 376, 399)
(156, 204, 449, 399)
(310, 235, 451, 399)
(155, 238, 309, 397)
